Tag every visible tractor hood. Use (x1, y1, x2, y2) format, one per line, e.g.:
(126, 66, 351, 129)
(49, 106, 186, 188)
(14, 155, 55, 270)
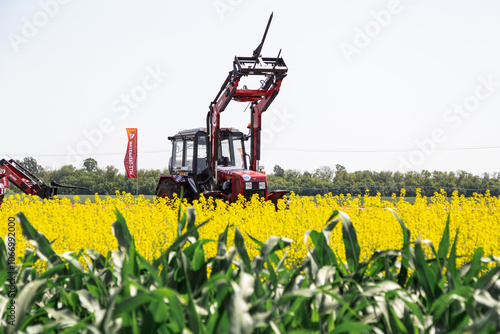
(217, 166, 268, 202)
(216, 166, 266, 182)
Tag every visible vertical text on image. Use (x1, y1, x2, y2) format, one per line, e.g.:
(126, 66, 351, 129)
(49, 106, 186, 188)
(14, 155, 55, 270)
(6, 216, 18, 326)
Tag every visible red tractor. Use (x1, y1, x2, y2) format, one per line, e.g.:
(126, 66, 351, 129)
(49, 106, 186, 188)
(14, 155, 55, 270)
(156, 14, 288, 205)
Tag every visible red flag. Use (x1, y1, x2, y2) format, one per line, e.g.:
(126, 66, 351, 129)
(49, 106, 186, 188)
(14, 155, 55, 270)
(124, 128, 138, 178)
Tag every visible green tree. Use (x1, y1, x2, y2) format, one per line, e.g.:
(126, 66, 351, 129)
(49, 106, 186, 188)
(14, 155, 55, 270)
(104, 165, 119, 183)
(335, 164, 346, 172)
(273, 165, 285, 177)
(83, 158, 98, 172)
(284, 169, 302, 185)
(314, 166, 335, 182)
(17, 157, 44, 175)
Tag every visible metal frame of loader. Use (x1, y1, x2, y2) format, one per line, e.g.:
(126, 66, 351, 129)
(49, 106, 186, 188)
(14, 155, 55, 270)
(0, 158, 87, 205)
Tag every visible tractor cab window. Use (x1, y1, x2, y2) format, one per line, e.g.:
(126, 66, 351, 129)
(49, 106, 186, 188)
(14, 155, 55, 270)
(172, 139, 184, 171)
(220, 139, 231, 165)
(196, 134, 209, 174)
(197, 135, 207, 159)
(185, 139, 194, 171)
(232, 135, 245, 168)
(172, 138, 194, 172)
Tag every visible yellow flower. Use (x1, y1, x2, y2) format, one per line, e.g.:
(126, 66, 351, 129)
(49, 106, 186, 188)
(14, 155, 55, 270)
(0, 190, 498, 270)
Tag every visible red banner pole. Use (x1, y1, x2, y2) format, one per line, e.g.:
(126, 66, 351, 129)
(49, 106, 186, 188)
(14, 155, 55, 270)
(124, 128, 138, 184)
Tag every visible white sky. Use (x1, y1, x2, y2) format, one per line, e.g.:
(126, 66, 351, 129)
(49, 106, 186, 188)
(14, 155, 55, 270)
(1, 0, 500, 175)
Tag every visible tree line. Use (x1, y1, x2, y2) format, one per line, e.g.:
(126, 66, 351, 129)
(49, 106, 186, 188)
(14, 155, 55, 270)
(5, 158, 500, 197)
(268, 164, 500, 197)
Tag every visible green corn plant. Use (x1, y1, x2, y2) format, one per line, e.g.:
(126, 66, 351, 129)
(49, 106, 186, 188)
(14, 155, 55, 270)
(1, 205, 499, 333)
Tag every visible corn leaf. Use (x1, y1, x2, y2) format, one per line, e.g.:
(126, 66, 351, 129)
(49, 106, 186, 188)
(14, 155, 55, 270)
(463, 247, 484, 285)
(387, 208, 411, 287)
(234, 227, 253, 274)
(447, 229, 460, 290)
(17, 212, 63, 267)
(8, 279, 47, 334)
(111, 209, 133, 253)
(414, 237, 437, 303)
(151, 288, 185, 331)
(340, 211, 360, 273)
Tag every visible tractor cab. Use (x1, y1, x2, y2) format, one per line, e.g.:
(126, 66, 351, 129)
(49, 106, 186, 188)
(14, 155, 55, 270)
(168, 127, 248, 177)
(168, 128, 209, 177)
(159, 127, 272, 202)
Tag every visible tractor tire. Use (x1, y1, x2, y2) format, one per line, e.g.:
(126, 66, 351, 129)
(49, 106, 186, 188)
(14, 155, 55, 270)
(156, 179, 181, 199)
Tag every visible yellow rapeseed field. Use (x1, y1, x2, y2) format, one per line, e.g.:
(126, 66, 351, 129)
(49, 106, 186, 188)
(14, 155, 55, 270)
(1, 190, 499, 268)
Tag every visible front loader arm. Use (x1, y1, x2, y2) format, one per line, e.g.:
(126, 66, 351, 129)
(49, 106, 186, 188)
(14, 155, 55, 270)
(206, 13, 288, 182)
(0, 158, 88, 203)
(207, 73, 241, 181)
(0, 158, 42, 196)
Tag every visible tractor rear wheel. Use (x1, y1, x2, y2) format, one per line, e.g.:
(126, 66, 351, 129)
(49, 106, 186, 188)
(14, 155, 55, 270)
(156, 179, 181, 199)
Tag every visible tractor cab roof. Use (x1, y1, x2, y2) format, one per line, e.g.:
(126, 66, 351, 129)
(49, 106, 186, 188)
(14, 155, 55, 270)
(168, 128, 205, 141)
(168, 127, 245, 141)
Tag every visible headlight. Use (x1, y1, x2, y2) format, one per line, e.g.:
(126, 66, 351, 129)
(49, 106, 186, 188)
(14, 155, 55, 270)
(259, 182, 266, 190)
(245, 182, 252, 190)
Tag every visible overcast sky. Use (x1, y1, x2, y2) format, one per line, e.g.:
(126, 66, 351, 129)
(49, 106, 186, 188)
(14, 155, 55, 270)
(1, 0, 500, 175)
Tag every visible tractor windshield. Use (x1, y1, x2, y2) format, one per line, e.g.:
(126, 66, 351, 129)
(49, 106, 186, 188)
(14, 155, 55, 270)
(219, 133, 247, 169)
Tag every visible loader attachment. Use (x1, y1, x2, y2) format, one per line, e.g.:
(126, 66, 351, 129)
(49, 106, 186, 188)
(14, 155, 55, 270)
(0, 158, 88, 204)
